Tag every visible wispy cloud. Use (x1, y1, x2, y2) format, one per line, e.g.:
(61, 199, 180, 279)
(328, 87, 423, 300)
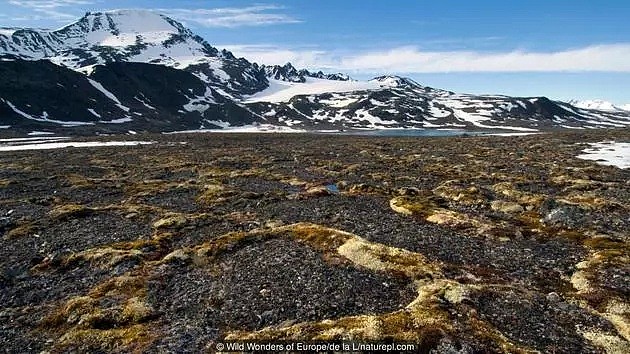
(224, 44, 630, 73)
(161, 5, 301, 28)
(7, 0, 94, 21)
(221, 44, 334, 68)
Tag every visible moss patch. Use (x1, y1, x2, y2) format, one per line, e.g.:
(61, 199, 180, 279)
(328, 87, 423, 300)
(48, 204, 93, 220)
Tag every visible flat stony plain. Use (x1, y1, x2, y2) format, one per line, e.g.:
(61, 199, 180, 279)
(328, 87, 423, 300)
(0, 130, 629, 353)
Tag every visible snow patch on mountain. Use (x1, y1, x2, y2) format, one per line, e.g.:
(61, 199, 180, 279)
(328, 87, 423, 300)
(100, 117, 133, 124)
(567, 99, 625, 112)
(319, 95, 360, 108)
(0, 28, 17, 37)
(87, 78, 121, 104)
(87, 108, 101, 118)
(5, 100, 95, 126)
(87, 78, 131, 112)
(244, 78, 381, 103)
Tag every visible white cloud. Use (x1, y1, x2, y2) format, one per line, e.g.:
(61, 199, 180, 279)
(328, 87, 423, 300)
(161, 5, 301, 28)
(224, 43, 630, 73)
(221, 44, 335, 68)
(5, 2, 299, 27)
(7, 0, 94, 20)
(8, 0, 93, 8)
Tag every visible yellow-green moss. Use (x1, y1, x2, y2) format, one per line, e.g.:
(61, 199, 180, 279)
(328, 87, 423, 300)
(490, 200, 524, 214)
(90, 275, 147, 298)
(4, 223, 33, 239)
(122, 297, 154, 323)
(196, 183, 225, 203)
(65, 174, 93, 188)
(55, 324, 154, 353)
(226, 280, 456, 343)
(152, 214, 187, 229)
(582, 330, 630, 354)
(43, 272, 154, 353)
(433, 180, 486, 206)
(62, 247, 143, 269)
(289, 223, 353, 254)
(492, 182, 544, 207)
(338, 237, 441, 279)
(49, 204, 93, 220)
(389, 195, 439, 216)
(346, 183, 386, 195)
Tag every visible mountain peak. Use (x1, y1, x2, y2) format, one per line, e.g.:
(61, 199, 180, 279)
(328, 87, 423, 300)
(78, 9, 183, 32)
(261, 62, 351, 83)
(0, 9, 222, 69)
(370, 75, 420, 88)
(55, 9, 190, 46)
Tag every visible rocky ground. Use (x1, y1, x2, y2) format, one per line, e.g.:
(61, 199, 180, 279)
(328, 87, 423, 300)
(0, 130, 628, 353)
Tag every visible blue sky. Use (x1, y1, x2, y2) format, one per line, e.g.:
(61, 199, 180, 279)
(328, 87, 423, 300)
(2, 0, 630, 104)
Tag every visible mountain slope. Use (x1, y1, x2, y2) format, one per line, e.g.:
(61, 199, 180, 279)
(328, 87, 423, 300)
(0, 59, 259, 132)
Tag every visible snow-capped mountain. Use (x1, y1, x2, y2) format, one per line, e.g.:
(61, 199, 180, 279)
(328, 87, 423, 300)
(1, 10, 630, 134)
(243, 76, 630, 131)
(0, 10, 211, 67)
(0, 10, 267, 97)
(567, 99, 629, 112)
